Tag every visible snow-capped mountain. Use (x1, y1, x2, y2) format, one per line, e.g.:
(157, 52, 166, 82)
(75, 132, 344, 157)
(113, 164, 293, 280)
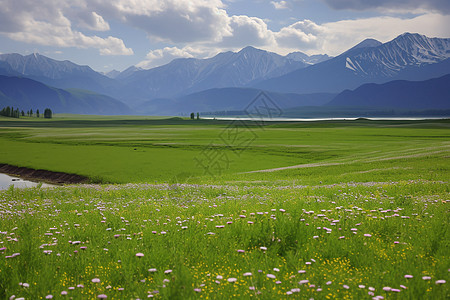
(118, 46, 326, 102)
(115, 66, 143, 80)
(343, 33, 450, 77)
(104, 69, 121, 79)
(0, 33, 447, 113)
(286, 52, 331, 65)
(0, 53, 103, 80)
(253, 33, 450, 94)
(0, 47, 331, 105)
(0, 53, 117, 94)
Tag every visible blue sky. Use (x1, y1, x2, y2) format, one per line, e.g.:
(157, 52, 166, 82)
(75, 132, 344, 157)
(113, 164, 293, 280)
(0, 0, 449, 72)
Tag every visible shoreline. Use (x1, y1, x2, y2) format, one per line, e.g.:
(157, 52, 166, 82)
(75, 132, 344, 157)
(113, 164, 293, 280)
(0, 164, 89, 185)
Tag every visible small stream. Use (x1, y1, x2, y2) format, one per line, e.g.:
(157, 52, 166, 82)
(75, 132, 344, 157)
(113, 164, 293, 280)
(0, 173, 54, 190)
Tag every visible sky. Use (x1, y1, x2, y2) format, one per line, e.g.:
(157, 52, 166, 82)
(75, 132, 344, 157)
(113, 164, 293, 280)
(0, 0, 449, 72)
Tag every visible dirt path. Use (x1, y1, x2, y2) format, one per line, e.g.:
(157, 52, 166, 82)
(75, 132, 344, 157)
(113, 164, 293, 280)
(245, 162, 343, 173)
(244, 149, 449, 173)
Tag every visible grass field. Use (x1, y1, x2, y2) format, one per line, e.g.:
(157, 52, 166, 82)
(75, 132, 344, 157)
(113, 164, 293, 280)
(0, 115, 448, 299)
(0, 116, 448, 184)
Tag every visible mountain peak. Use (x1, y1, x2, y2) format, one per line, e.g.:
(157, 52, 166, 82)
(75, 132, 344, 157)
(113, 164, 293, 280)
(238, 46, 264, 54)
(399, 32, 421, 37)
(348, 38, 382, 52)
(394, 32, 432, 43)
(286, 52, 331, 64)
(104, 69, 121, 79)
(286, 51, 308, 61)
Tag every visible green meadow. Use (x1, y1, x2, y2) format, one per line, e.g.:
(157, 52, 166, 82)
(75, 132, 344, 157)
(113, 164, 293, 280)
(0, 116, 448, 184)
(0, 115, 449, 299)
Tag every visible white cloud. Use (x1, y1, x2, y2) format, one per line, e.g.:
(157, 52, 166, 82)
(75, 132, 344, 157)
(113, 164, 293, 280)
(137, 47, 195, 69)
(74, 11, 110, 31)
(219, 15, 275, 47)
(1, 0, 449, 65)
(136, 12, 450, 69)
(91, 0, 232, 43)
(275, 20, 324, 49)
(0, 0, 133, 55)
(271, 1, 289, 10)
(321, 0, 450, 14)
(319, 13, 450, 55)
(268, 13, 450, 56)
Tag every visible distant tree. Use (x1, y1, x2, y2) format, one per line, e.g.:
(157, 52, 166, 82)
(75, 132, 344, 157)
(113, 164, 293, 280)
(44, 108, 53, 119)
(30, 109, 33, 117)
(36, 109, 40, 118)
(196, 112, 200, 120)
(190, 112, 195, 120)
(0, 106, 19, 118)
(21, 110, 25, 117)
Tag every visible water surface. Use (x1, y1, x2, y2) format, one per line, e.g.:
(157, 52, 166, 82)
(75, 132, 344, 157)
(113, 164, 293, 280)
(0, 173, 54, 190)
(203, 117, 447, 122)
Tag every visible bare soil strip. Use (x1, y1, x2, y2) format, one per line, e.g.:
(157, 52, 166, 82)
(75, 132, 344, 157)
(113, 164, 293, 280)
(0, 164, 89, 184)
(244, 149, 449, 173)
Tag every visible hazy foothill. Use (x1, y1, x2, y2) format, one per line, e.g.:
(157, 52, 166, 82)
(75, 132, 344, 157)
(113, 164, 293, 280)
(0, 0, 449, 299)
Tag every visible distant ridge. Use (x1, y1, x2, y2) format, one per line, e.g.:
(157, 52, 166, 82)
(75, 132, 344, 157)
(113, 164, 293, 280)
(0, 75, 131, 115)
(137, 88, 336, 115)
(117, 46, 331, 102)
(327, 74, 450, 109)
(0, 53, 118, 96)
(0, 33, 448, 115)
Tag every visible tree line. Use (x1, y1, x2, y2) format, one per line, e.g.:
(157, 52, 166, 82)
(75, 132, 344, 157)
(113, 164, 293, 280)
(0, 106, 53, 118)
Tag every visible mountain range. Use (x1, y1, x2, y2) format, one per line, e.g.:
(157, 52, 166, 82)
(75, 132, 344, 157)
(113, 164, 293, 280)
(252, 33, 450, 94)
(115, 47, 331, 104)
(138, 89, 336, 116)
(0, 53, 117, 96)
(328, 74, 450, 110)
(0, 32, 448, 116)
(0, 75, 130, 115)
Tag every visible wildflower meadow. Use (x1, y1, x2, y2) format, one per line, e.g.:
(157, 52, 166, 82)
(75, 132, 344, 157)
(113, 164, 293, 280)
(0, 117, 448, 299)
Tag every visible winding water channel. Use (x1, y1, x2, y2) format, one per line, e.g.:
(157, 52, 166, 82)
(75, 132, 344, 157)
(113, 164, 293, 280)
(0, 173, 54, 190)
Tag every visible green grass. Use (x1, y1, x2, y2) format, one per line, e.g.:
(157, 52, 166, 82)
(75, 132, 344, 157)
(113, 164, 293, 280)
(0, 115, 448, 299)
(0, 116, 448, 184)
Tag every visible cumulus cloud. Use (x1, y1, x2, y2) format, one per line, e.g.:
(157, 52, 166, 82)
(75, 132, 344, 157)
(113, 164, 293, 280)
(1, 0, 449, 66)
(136, 11, 450, 69)
(271, 1, 289, 10)
(319, 13, 450, 55)
(137, 47, 195, 69)
(275, 20, 324, 49)
(73, 11, 110, 31)
(321, 0, 450, 14)
(90, 0, 232, 43)
(219, 15, 275, 47)
(0, 0, 133, 55)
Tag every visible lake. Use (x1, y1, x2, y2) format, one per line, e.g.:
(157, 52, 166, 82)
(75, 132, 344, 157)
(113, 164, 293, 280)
(0, 173, 54, 190)
(202, 117, 447, 121)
